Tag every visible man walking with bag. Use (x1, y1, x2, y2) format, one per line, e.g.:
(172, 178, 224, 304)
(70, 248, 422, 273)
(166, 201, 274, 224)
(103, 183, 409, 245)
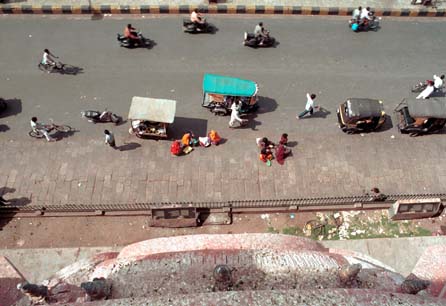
(297, 93, 317, 119)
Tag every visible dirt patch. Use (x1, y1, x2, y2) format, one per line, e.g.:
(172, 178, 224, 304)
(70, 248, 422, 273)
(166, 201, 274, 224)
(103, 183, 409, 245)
(0, 210, 444, 249)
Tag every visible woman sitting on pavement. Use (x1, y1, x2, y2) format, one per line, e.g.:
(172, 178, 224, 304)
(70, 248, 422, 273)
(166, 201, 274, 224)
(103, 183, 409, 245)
(256, 137, 275, 151)
(275, 144, 291, 165)
(208, 130, 221, 145)
(259, 147, 273, 164)
(182, 131, 196, 147)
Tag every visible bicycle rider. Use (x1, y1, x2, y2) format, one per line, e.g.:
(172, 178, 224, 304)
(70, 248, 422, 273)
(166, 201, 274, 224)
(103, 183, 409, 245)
(41, 49, 58, 71)
(30, 117, 55, 142)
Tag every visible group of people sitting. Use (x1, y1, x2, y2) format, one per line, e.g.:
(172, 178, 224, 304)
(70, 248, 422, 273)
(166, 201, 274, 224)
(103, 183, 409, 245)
(170, 130, 222, 156)
(257, 134, 291, 166)
(416, 74, 444, 99)
(350, 6, 375, 31)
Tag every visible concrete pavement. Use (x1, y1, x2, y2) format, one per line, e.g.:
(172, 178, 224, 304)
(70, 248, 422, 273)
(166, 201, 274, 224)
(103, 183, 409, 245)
(1, 16, 446, 206)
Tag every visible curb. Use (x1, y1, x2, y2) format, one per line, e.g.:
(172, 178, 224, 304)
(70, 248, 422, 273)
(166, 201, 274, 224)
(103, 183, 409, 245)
(0, 4, 444, 16)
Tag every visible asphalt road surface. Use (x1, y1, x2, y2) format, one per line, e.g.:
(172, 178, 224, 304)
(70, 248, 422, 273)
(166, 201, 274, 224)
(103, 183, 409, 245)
(0, 15, 446, 204)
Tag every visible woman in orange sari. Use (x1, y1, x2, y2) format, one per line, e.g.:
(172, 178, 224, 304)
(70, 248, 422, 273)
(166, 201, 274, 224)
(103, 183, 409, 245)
(208, 130, 221, 145)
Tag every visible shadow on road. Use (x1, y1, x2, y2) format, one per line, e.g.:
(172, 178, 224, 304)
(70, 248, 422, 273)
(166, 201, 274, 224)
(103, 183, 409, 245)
(379, 114, 394, 132)
(257, 96, 278, 114)
(0, 124, 10, 132)
(53, 129, 78, 141)
(170, 117, 208, 139)
(61, 65, 84, 76)
(0, 98, 22, 118)
(119, 142, 141, 151)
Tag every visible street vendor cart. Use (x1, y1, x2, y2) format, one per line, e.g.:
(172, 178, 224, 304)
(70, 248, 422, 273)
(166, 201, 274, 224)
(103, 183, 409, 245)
(128, 96, 176, 138)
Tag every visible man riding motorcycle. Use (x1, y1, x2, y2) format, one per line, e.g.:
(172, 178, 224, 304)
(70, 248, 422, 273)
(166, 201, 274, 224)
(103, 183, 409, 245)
(190, 9, 206, 30)
(254, 22, 269, 45)
(124, 24, 142, 45)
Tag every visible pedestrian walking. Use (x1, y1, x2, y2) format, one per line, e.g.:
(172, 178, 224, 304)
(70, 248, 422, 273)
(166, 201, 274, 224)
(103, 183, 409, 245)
(104, 130, 116, 148)
(297, 93, 317, 119)
(229, 101, 247, 128)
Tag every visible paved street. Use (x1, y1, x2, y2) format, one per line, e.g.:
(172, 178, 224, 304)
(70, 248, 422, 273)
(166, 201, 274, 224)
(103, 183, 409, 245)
(0, 15, 446, 206)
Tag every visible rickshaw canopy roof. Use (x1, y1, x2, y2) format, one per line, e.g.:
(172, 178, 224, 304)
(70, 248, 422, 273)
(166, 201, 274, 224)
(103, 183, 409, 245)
(405, 98, 446, 118)
(202, 74, 258, 97)
(346, 98, 384, 118)
(128, 96, 176, 123)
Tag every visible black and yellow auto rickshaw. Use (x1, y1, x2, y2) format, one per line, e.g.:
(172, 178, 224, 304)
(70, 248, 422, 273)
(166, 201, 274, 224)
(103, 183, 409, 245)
(395, 98, 446, 137)
(337, 98, 386, 134)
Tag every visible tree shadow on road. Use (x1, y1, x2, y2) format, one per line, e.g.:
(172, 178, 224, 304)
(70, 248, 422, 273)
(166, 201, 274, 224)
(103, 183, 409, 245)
(0, 98, 22, 118)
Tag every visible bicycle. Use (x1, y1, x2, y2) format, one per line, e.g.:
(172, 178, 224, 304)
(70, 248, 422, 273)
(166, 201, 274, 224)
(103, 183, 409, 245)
(29, 124, 72, 139)
(304, 213, 343, 239)
(37, 61, 67, 74)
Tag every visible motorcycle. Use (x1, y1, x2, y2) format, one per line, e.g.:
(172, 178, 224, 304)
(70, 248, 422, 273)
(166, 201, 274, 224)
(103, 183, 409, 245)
(349, 15, 381, 32)
(243, 32, 276, 48)
(117, 32, 151, 48)
(183, 18, 212, 33)
(81, 110, 122, 124)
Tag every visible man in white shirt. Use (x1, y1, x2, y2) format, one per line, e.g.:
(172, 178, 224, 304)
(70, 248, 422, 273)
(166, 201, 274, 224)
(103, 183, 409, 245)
(352, 6, 362, 20)
(297, 93, 317, 119)
(416, 81, 434, 99)
(190, 9, 205, 30)
(433, 74, 444, 91)
(30, 117, 54, 142)
(360, 7, 371, 19)
(229, 102, 247, 127)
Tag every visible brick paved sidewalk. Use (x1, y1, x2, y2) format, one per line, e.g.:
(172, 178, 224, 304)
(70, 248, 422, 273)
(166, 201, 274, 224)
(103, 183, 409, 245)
(2, 132, 446, 206)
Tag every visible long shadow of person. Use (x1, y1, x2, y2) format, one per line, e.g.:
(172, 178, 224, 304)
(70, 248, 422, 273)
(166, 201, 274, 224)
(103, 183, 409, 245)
(118, 142, 141, 151)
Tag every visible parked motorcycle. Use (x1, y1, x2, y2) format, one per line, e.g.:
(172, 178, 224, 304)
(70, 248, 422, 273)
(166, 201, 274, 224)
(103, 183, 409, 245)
(81, 110, 122, 124)
(117, 32, 151, 48)
(183, 18, 213, 33)
(243, 32, 276, 48)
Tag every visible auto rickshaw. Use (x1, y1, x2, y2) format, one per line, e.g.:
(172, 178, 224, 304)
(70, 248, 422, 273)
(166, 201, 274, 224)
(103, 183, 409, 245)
(395, 98, 446, 136)
(337, 98, 386, 134)
(128, 96, 176, 138)
(202, 73, 259, 116)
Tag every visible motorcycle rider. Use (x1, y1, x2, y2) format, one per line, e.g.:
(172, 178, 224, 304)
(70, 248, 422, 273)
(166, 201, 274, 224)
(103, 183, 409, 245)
(433, 74, 445, 91)
(190, 9, 205, 30)
(254, 22, 269, 45)
(352, 6, 362, 21)
(30, 117, 55, 142)
(124, 24, 141, 45)
(416, 80, 435, 99)
(359, 7, 372, 28)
